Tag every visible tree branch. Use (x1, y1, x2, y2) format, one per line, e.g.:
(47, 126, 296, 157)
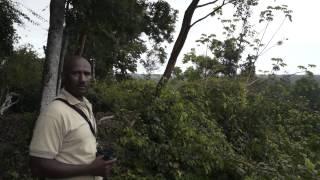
(247, 78, 260, 87)
(258, 16, 286, 56)
(191, 0, 228, 27)
(196, 0, 219, 8)
(0, 92, 20, 115)
(98, 115, 114, 123)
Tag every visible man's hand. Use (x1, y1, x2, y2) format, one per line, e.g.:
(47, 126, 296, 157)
(89, 155, 117, 177)
(105, 158, 117, 177)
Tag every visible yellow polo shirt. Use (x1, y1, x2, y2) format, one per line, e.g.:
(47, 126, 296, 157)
(30, 89, 102, 180)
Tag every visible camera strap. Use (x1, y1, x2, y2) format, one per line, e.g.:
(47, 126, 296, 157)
(55, 98, 96, 137)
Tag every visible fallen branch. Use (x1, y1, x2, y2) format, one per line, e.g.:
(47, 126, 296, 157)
(98, 115, 115, 123)
(0, 92, 20, 116)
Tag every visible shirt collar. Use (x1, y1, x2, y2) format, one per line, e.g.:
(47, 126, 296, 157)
(59, 88, 91, 107)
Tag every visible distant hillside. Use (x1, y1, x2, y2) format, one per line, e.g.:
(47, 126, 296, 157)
(256, 74, 320, 83)
(130, 74, 162, 80)
(130, 74, 320, 83)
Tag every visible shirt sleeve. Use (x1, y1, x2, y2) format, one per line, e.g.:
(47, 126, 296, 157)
(29, 106, 65, 159)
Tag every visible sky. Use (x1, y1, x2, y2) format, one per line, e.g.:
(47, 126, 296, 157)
(15, 0, 320, 75)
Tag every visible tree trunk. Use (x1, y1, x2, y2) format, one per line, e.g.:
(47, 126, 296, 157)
(91, 58, 96, 81)
(156, 0, 199, 95)
(76, 32, 87, 56)
(56, 27, 69, 95)
(40, 0, 66, 112)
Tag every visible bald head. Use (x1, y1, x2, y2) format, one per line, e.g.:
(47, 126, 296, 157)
(63, 56, 91, 76)
(62, 56, 92, 99)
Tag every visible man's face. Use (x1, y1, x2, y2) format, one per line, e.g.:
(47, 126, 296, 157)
(64, 58, 92, 99)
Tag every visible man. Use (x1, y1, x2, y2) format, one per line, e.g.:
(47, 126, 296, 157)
(29, 56, 115, 180)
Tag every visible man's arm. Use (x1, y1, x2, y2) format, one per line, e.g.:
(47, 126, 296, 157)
(30, 155, 116, 178)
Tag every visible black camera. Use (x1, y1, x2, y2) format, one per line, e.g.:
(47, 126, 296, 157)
(96, 147, 116, 161)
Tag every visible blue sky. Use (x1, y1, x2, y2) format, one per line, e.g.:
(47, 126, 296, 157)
(16, 0, 320, 74)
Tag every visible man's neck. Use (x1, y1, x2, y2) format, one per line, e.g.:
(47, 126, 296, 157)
(64, 89, 84, 102)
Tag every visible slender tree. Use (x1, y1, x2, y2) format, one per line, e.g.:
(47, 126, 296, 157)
(156, 0, 231, 95)
(155, 0, 292, 94)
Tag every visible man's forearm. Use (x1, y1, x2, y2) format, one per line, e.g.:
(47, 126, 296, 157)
(30, 156, 93, 178)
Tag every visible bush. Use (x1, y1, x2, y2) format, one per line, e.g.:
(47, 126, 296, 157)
(1, 76, 319, 179)
(0, 113, 37, 179)
(93, 78, 320, 179)
(0, 47, 43, 113)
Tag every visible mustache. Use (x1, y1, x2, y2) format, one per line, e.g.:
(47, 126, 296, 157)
(77, 82, 88, 87)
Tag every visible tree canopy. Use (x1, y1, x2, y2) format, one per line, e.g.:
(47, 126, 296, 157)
(0, 0, 24, 58)
(66, 0, 177, 79)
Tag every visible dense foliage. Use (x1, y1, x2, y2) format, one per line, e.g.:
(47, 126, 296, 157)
(0, 0, 22, 58)
(2, 75, 319, 179)
(66, 0, 177, 79)
(0, 47, 43, 112)
(91, 77, 320, 179)
(0, 113, 36, 179)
